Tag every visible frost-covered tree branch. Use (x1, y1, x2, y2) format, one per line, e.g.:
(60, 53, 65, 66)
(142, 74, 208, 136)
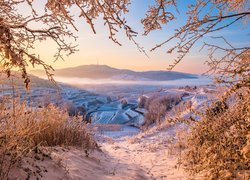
(0, 0, 138, 88)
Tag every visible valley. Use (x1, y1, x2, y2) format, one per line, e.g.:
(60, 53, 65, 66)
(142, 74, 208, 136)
(0, 72, 214, 129)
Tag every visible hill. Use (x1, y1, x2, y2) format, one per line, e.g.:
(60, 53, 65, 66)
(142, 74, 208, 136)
(30, 65, 198, 81)
(0, 72, 56, 89)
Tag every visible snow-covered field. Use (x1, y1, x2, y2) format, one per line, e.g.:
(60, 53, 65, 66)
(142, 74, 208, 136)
(1, 75, 215, 128)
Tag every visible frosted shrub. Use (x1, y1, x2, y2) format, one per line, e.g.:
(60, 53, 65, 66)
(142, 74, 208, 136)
(144, 95, 182, 127)
(184, 92, 250, 179)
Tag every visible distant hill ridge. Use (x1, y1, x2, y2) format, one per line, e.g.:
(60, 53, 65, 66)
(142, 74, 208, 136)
(0, 72, 57, 89)
(31, 64, 198, 81)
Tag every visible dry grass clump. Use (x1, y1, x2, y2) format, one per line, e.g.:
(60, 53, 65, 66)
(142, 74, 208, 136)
(183, 92, 250, 179)
(0, 100, 97, 179)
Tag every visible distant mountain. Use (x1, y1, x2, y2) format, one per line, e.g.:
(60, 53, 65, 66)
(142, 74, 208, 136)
(0, 72, 56, 89)
(31, 65, 198, 81)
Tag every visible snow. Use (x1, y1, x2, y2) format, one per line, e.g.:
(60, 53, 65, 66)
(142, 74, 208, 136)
(96, 125, 140, 139)
(191, 94, 209, 108)
(124, 109, 139, 119)
(5, 76, 217, 179)
(1, 75, 215, 127)
(93, 111, 116, 124)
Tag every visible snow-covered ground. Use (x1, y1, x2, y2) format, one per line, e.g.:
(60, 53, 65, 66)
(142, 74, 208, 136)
(6, 76, 217, 179)
(94, 125, 140, 139)
(10, 123, 206, 179)
(1, 75, 215, 127)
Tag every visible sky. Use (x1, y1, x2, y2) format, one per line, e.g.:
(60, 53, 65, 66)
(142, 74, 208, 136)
(24, 0, 250, 74)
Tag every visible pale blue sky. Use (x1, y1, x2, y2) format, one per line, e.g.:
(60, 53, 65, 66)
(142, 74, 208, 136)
(25, 0, 250, 73)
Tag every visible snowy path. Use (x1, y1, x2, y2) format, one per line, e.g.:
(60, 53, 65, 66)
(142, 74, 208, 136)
(10, 125, 205, 180)
(9, 87, 214, 179)
(85, 124, 204, 180)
